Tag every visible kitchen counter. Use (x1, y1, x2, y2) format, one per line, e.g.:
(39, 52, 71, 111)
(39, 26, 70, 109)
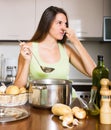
(0, 103, 111, 130)
(70, 79, 92, 86)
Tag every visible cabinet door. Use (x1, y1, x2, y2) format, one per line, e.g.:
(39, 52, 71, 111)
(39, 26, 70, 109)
(61, 0, 103, 37)
(35, 0, 62, 29)
(0, 0, 35, 40)
(103, 0, 111, 16)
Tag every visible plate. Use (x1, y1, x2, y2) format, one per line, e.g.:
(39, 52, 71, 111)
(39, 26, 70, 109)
(0, 107, 30, 123)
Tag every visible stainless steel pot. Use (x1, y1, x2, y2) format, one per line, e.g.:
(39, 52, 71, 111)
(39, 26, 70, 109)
(29, 79, 72, 108)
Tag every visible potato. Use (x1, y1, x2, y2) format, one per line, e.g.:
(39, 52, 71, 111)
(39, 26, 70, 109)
(75, 109, 86, 119)
(6, 85, 20, 95)
(0, 91, 3, 94)
(19, 87, 27, 93)
(72, 106, 80, 115)
(51, 103, 72, 116)
(72, 106, 86, 119)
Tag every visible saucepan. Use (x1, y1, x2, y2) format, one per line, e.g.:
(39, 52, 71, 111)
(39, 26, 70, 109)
(29, 79, 72, 108)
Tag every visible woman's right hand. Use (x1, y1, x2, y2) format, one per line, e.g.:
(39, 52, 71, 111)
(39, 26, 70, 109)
(19, 42, 32, 62)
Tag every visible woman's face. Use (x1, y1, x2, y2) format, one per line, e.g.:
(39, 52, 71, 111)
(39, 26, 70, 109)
(49, 13, 67, 40)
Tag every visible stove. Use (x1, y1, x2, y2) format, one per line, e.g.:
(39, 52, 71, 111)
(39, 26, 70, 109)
(70, 79, 92, 102)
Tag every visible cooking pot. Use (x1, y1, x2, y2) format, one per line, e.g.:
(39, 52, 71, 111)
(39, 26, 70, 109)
(29, 79, 72, 108)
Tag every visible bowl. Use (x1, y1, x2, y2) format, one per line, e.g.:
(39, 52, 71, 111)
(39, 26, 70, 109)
(0, 93, 28, 107)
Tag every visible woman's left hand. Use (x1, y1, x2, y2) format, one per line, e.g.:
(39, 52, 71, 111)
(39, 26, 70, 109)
(64, 27, 79, 44)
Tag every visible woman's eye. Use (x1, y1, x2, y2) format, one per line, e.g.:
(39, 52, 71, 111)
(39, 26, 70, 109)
(57, 21, 67, 27)
(58, 21, 62, 24)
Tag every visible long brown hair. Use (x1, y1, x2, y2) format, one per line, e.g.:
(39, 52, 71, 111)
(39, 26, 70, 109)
(29, 6, 69, 44)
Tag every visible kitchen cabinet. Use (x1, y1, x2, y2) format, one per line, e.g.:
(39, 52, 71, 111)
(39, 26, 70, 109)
(103, 0, 111, 16)
(35, 0, 62, 29)
(0, 0, 62, 41)
(0, 0, 110, 41)
(0, 0, 35, 40)
(61, 0, 103, 38)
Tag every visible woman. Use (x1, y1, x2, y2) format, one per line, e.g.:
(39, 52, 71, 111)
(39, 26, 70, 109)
(14, 6, 96, 87)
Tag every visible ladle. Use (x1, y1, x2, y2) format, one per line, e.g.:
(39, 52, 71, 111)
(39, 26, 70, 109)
(18, 40, 55, 73)
(31, 50, 55, 73)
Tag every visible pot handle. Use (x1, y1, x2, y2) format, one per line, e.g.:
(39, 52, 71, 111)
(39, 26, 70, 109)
(35, 85, 47, 90)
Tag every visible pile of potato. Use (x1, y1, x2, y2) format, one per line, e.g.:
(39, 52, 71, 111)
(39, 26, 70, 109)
(51, 103, 87, 128)
(0, 85, 28, 107)
(0, 85, 26, 95)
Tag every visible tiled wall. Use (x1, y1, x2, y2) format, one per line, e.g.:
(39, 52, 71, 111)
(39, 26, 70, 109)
(0, 41, 111, 79)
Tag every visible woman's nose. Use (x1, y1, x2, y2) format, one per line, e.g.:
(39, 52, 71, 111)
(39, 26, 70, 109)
(62, 23, 67, 28)
(61, 24, 66, 30)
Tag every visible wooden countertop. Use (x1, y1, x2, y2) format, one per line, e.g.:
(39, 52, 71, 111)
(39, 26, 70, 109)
(0, 104, 111, 130)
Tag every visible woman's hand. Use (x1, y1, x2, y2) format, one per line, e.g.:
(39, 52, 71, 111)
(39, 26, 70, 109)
(64, 27, 79, 44)
(19, 42, 32, 62)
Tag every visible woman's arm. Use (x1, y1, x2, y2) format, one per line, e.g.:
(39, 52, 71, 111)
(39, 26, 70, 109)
(64, 28, 96, 77)
(14, 42, 32, 87)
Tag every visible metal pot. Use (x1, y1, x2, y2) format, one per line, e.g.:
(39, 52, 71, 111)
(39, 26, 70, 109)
(29, 79, 72, 108)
